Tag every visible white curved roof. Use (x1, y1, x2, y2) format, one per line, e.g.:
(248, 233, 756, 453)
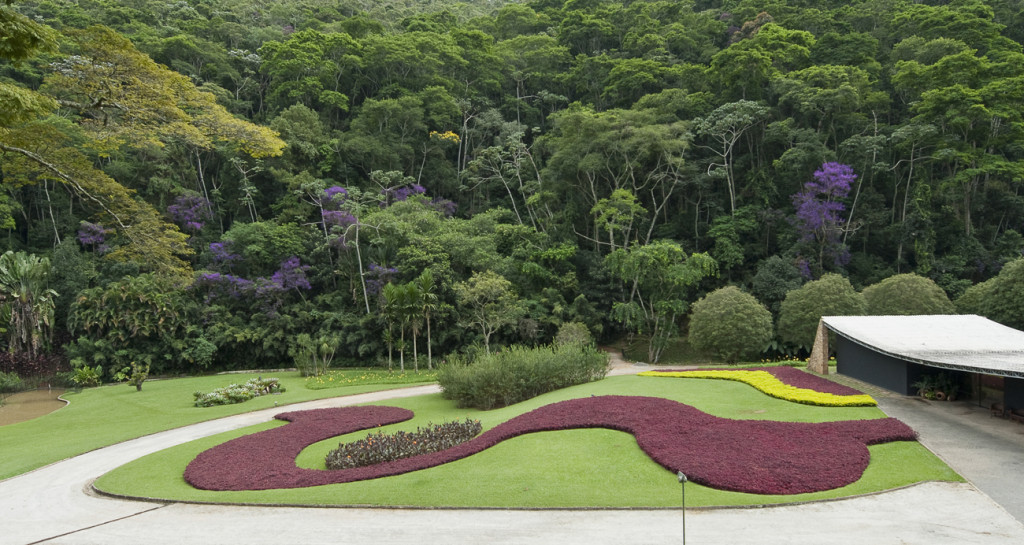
(822, 315, 1024, 378)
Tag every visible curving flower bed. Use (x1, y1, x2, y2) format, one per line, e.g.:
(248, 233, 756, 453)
(639, 367, 876, 407)
(184, 396, 915, 495)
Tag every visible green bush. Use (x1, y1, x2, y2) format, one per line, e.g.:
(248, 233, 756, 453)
(777, 274, 866, 352)
(437, 344, 609, 410)
(193, 377, 285, 407)
(688, 286, 773, 363)
(862, 273, 954, 315)
(325, 419, 482, 470)
(955, 278, 993, 315)
(553, 321, 593, 346)
(67, 273, 209, 375)
(71, 365, 102, 388)
(958, 258, 1024, 330)
(751, 256, 804, 315)
(289, 333, 339, 377)
(0, 371, 25, 393)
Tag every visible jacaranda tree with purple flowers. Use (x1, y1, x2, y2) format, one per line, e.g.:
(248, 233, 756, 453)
(76, 222, 109, 254)
(791, 162, 857, 276)
(167, 194, 214, 233)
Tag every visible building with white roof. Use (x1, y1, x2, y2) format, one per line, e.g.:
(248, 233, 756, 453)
(817, 315, 1024, 408)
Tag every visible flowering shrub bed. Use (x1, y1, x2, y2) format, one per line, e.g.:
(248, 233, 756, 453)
(306, 370, 439, 390)
(184, 396, 915, 494)
(639, 367, 876, 407)
(193, 377, 284, 407)
(325, 419, 482, 470)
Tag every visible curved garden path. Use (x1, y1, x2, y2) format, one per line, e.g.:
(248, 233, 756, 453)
(2, 368, 1023, 544)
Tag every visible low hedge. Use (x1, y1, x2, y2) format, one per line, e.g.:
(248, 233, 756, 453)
(437, 344, 608, 410)
(640, 368, 876, 407)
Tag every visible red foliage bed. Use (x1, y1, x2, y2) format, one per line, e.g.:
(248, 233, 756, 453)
(184, 395, 915, 495)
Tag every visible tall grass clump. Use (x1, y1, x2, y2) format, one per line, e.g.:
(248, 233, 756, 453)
(437, 343, 608, 410)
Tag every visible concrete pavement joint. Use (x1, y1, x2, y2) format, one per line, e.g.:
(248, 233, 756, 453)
(25, 504, 167, 545)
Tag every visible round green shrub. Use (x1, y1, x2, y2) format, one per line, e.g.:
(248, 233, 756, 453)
(688, 286, 773, 363)
(955, 278, 994, 315)
(777, 273, 866, 352)
(862, 273, 954, 315)
(959, 258, 1024, 330)
(751, 256, 804, 315)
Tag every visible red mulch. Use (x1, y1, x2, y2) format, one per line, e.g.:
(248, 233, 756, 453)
(184, 396, 915, 495)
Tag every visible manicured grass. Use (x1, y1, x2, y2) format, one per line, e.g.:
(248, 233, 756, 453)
(0, 369, 437, 480)
(94, 375, 962, 507)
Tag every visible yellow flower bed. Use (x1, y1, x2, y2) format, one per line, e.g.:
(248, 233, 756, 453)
(639, 370, 876, 407)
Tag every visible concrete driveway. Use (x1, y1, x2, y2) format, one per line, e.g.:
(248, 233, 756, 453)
(3, 378, 1024, 545)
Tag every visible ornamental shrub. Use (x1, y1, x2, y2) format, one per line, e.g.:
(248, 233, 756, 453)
(688, 286, 773, 363)
(777, 273, 866, 352)
(955, 278, 993, 315)
(862, 273, 954, 315)
(325, 418, 482, 470)
(958, 258, 1024, 330)
(193, 377, 284, 407)
(437, 343, 608, 410)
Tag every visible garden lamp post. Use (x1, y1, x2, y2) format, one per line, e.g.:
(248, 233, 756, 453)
(678, 471, 688, 544)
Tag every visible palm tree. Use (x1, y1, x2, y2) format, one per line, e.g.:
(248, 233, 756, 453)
(0, 251, 58, 357)
(406, 282, 423, 372)
(416, 270, 438, 369)
(381, 282, 399, 371)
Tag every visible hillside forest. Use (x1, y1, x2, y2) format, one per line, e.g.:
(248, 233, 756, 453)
(2, 0, 1024, 379)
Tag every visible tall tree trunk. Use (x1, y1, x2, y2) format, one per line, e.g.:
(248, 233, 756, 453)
(426, 314, 432, 369)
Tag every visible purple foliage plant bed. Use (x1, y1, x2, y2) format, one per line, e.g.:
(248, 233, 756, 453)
(649, 366, 865, 396)
(185, 396, 916, 495)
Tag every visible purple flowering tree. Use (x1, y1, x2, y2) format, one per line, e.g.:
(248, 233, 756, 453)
(791, 162, 857, 276)
(168, 194, 214, 233)
(77, 222, 110, 253)
(208, 241, 242, 270)
(194, 256, 311, 312)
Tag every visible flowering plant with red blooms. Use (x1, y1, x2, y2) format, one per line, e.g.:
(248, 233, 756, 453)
(184, 396, 915, 495)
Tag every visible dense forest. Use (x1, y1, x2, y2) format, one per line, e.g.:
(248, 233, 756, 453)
(2, 0, 1024, 378)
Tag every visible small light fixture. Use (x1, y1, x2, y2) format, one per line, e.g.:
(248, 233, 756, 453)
(678, 471, 688, 544)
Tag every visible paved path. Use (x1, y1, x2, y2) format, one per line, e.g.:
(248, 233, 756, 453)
(877, 394, 1024, 521)
(3, 372, 1024, 544)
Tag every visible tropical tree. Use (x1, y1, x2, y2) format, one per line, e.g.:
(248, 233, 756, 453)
(0, 251, 58, 357)
(605, 240, 717, 363)
(454, 270, 524, 354)
(415, 270, 438, 369)
(791, 162, 858, 274)
(692, 100, 770, 215)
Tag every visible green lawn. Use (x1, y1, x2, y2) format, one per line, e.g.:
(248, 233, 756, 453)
(0, 369, 437, 480)
(94, 375, 962, 508)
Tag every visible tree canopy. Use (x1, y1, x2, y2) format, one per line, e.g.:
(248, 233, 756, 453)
(2, 0, 1022, 373)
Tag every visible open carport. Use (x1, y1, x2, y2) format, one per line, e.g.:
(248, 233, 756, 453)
(815, 315, 1024, 410)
